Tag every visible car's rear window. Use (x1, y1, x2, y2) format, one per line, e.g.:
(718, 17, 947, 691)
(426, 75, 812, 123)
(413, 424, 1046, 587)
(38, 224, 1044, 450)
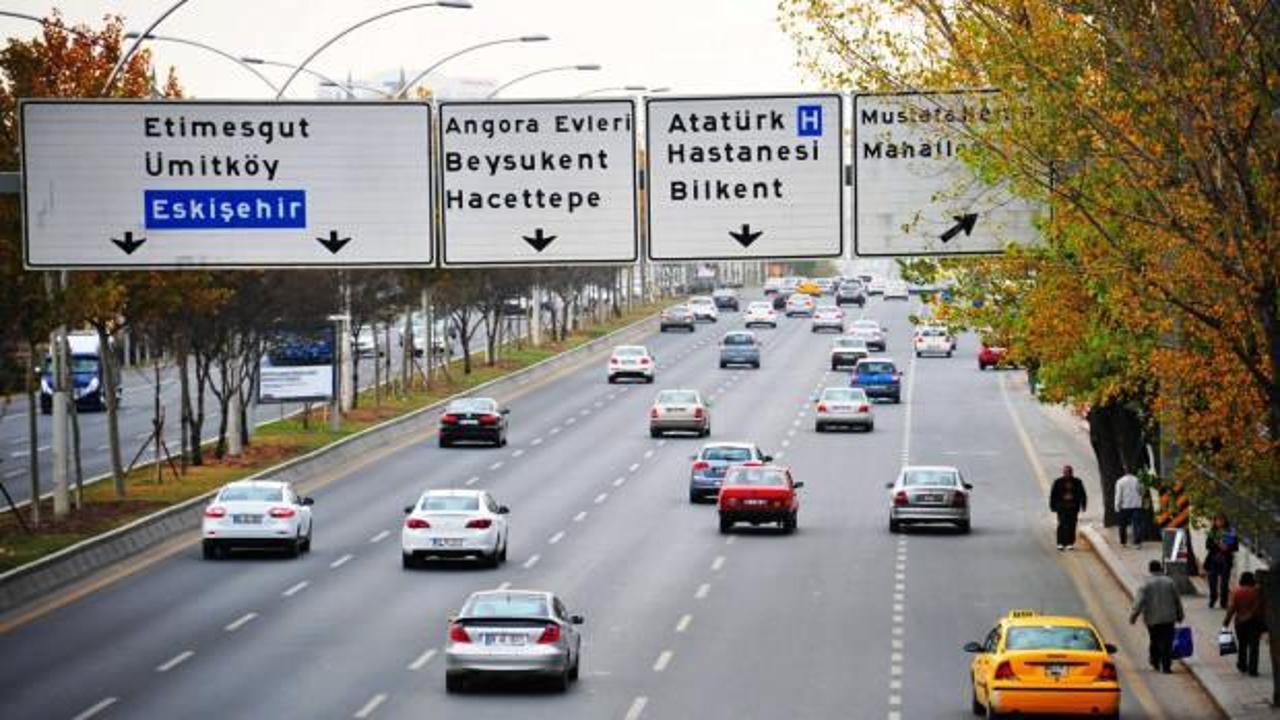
(703, 446, 753, 462)
(219, 486, 283, 502)
(921, 328, 946, 336)
(852, 320, 878, 328)
(833, 338, 864, 348)
(448, 398, 496, 413)
(821, 388, 865, 402)
(421, 495, 480, 512)
(903, 470, 958, 487)
(1005, 626, 1101, 651)
(858, 362, 896, 374)
(658, 390, 699, 404)
(726, 467, 786, 486)
(614, 346, 645, 357)
(722, 334, 755, 346)
(463, 593, 549, 619)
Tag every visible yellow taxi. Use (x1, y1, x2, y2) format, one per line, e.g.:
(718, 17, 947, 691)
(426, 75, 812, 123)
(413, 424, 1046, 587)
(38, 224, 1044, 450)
(965, 610, 1120, 718)
(796, 279, 822, 296)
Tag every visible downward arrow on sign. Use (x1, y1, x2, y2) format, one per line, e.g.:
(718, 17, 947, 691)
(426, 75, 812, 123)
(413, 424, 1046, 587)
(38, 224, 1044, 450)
(110, 231, 146, 255)
(317, 230, 351, 254)
(728, 224, 763, 249)
(523, 228, 557, 252)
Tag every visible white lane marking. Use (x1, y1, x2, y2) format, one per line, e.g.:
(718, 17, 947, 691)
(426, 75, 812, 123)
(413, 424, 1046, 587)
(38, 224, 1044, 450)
(594, 401, 604, 408)
(464, 476, 479, 486)
(710, 555, 725, 572)
(594, 492, 609, 504)
(781, 439, 791, 448)
(652, 650, 673, 672)
(643, 449, 654, 459)
(893, 603, 904, 613)
(225, 612, 258, 632)
(725, 536, 736, 545)
(695, 583, 710, 599)
(895, 563, 905, 571)
(497, 581, 512, 590)
(330, 553, 354, 569)
(156, 649, 194, 672)
(2, 468, 22, 479)
(489, 461, 504, 471)
(408, 648, 437, 671)
(624, 697, 649, 720)
(894, 572, 905, 581)
(901, 338, 920, 463)
(523, 554, 540, 569)
(657, 439, 667, 447)
(787, 428, 796, 437)
(889, 712, 902, 720)
(550, 426, 562, 435)
(531, 437, 543, 446)
(72, 697, 118, 720)
(891, 652, 903, 662)
(282, 581, 309, 597)
(774, 451, 786, 459)
(511, 449, 525, 458)
(573, 510, 587, 522)
(549, 531, 565, 545)
(675, 614, 692, 633)
(95, 444, 109, 452)
(892, 638, 903, 650)
(889, 694, 902, 705)
(370, 530, 390, 544)
(892, 615, 904, 624)
(566, 417, 577, 425)
(892, 626, 903, 636)
(893, 592, 904, 602)
(613, 476, 626, 487)
(628, 463, 640, 472)
(890, 679, 902, 690)
(579, 408, 590, 416)
(353, 693, 387, 719)
(792, 419, 801, 427)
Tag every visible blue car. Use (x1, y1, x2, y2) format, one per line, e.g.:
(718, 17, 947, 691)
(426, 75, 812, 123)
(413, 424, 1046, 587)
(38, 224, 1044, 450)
(851, 358, 902, 403)
(688, 442, 772, 503)
(718, 331, 761, 369)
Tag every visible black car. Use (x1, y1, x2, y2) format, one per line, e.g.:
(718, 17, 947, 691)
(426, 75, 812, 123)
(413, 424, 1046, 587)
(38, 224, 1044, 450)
(712, 289, 739, 311)
(835, 282, 866, 307)
(770, 293, 787, 311)
(439, 397, 509, 448)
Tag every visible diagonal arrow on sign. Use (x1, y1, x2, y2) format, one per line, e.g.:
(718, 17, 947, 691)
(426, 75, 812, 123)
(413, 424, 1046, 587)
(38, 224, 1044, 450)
(316, 230, 351, 254)
(938, 213, 978, 244)
(522, 228, 557, 253)
(728, 224, 763, 249)
(110, 231, 146, 255)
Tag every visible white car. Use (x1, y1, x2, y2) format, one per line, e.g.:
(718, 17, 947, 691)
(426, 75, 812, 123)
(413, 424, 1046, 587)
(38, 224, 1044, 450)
(811, 306, 845, 333)
(849, 319, 887, 351)
(814, 387, 874, 432)
(867, 277, 886, 295)
(830, 336, 870, 370)
(884, 282, 910, 300)
(785, 293, 816, 317)
(743, 301, 778, 328)
(687, 296, 719, 322)
(402, 489, 509, 568)
(607, 345, 655, 383)
(914, 326, 953, 357)
(763, 277, 784, 295)
(202, 480, 314, 559)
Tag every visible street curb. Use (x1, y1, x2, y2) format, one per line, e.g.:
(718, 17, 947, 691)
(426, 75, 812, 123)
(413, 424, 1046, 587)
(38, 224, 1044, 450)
(0, 309, 660, 613)
(1081, 524, 1243, 719)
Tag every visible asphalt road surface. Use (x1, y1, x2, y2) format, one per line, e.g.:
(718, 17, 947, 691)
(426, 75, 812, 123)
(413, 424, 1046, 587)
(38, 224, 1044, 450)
(0, 294, 1219, 719)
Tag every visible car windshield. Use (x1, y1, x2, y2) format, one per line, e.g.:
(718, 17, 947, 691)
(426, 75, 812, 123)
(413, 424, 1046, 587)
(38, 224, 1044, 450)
(821, 388, 864, 402)
(658, 390, 699, 404)
(421, 495, 480, 512)
(789, 295, 809, 302)
(463, 593, 550, 619)
(45, 356, 100, 375)
(703, 446, 754, 462)
(852, 320, 878, 329)
(727, 467, 787, 486)
(722, 334, 754, 346)
(666, 306, 688, 313)
(614, 346, 646, 357)
(219, 485, 283, 502)
(858, 362, 896, 374)
(448, 398, 496, 413)
(1005, 626, 1102, 651)
(902, 470, 958, 487)
(689, 297, 712, 305)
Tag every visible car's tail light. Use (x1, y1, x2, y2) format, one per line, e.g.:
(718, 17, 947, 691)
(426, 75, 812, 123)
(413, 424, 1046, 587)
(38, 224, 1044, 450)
(693, 407, 704, 419)
(817, 403, 828, 413)
(441, 413, 459, 424)
(405, 517, 430, 529)
(466, 518, 493, 529)
(609, 357, 620, 365)
(479, 414, 500, 425)
(772, 499, 787, 509)
(692, 461, 711, 472)
(268, 507, 296, 519)
(951, 492, 968, 508)
(724, 496, 740, 507)
(650, 407, 660, 419)
(893, 491, 909, 507)
(204, 505, 227, 518)
(448, 623, 470, 643)
(993, 661, 1016, 680)
(537, 623, 561, 644)
(858, 404, 870, 413)
(1097, 662, 1118, 681)
(639, 357, 650, 365)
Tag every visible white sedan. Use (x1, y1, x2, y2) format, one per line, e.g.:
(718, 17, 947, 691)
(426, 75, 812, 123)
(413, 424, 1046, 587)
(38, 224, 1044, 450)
(402, 489, 510, 568)
(607, 345, 655, 383)
(744, 301, 778, 328)
(202, 480, 314, 559)
(687, 296, 720, 322)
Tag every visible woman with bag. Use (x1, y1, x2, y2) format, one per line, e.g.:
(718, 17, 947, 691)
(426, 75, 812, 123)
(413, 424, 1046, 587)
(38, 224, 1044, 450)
(1223, 572, 1266, 676)
(1204, 514, 1238, 609)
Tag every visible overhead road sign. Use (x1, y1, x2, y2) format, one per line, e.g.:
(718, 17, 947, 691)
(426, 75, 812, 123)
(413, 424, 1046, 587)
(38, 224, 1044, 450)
(853, 90, 1041, 257)
(645, 93, 843, 262)
(20, 100, 434, 269)
(438, 99, 638, 267)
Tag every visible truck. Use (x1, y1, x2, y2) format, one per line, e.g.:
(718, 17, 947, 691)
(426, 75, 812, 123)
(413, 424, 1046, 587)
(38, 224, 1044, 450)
(40, 332, 121, 414)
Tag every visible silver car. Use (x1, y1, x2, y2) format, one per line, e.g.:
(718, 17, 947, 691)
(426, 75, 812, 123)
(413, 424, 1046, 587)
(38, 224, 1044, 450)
(811, 306, 845, 333)
(814, 387, 874, 432)
(887, 465, 972, 533)
(445, 589, 583, 693)
(650, 389, 710, 437)
(830, 336, 870, 370)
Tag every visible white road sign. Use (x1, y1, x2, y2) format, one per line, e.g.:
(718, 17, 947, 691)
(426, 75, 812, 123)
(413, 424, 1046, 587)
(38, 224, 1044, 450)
(21, 100, 434, 268)
(853, 91, 1041, 256)
(439, 99, 638, 266)
(645, 94, 843, 261)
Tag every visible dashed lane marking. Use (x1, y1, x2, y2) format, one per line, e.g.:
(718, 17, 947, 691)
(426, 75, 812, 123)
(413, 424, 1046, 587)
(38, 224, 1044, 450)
(676, 614, 692, 633)
(497, 581, 512, 590)
(512, 449, 525, 458)
(573, 511, 587, 522)
(594, 492, 609, 504)
(695, 583, 710, 599)
(549, 531, 565, 545)
(408, 648, 437, 671)
(653, 650, 673, 672)
(464, 476, 479, 486)
(156, 649, 194, 673)
(353, 693, 387, 719)
(489, 461, 504, 471)
(370, 530, 390, 543)
(613, 476, 626, 487)
(71, 697, 118, 720)
(550, 426, 562, 435)
(628, 463, 640, 472)
(710, 556, 725, 572)
(330, 553, 353, 569)
(282, 581, 309, 597)
(224, 612, 257, 632)
(523, 554, 540, 569)
(643, 449, 654, 459)
(531, 437, 543, 446)
(624, 697, 649, 720)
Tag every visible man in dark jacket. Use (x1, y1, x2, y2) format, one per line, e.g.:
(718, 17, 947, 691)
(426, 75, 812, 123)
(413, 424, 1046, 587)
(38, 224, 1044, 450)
(1049, 465, 1087, 550)
(1131, 560, 1185, 673)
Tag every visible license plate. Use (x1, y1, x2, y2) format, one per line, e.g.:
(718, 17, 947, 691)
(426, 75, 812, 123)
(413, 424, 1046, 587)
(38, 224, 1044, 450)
(744, 499, 768, 506)
(1045, 664, 1068, 678)
(431, 538, 463, 547)
(919, 494, 943, 503)
(232, 514, 262, 524)
(485, 634, 527, 646)
(459, 419, 478, 426)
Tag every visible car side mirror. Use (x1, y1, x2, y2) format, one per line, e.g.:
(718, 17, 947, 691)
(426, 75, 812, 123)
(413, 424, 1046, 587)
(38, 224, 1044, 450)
(689, 454, 698, 461)
(404, 505, 413, 514)
(763, 455, 773, 462)
(570, 614, 585, 625)
(963, 642, 984, 653)
(497, 506, 510, 515)
(501, 408, 511, 415)
(301, 497, 314, 506)
(1104, 643, 1118, 654)
(963, 483, 974, 490)
(884, 482, 895, 489)
(792, 481, 805, 490)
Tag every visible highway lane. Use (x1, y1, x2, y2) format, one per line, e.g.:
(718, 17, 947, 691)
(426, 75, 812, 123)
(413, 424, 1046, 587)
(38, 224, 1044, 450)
(0, 294, 1218, 719)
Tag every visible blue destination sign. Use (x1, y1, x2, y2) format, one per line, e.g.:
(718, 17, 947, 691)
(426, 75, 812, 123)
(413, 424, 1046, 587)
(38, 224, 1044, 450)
(144, 189, 306, 230)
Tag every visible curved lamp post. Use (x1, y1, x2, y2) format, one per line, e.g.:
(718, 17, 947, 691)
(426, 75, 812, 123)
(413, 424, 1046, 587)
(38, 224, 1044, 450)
(242, 57, 350, 96)
(124, 32, 279, 95)
(394, 34, 549, 100)
(575, 85, 647, 98)
(102, 0, 192, 94)
(275, 1, 473, 100)
(321, 80, 393, 98)
(488, 64, 601, 99)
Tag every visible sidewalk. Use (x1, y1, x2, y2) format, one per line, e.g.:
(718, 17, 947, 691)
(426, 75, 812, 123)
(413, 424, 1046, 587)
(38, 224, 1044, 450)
(1023, 382, 1278, 718)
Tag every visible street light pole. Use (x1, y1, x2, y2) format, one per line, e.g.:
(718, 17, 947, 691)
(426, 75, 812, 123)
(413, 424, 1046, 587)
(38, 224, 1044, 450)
(575, 85, 647, 98)
(488, 64, 602, 99)
(124, 32, 280, 95)
(275, 1, 473, 100)
(242, 57, 352, 98)
(321, 80, 392, 99)
(394, 35, 549, 100)
(102, 0, 192, 94)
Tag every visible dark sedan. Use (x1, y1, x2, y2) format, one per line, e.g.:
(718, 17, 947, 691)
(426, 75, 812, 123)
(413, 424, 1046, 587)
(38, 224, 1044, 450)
(439, 397, 509, 448)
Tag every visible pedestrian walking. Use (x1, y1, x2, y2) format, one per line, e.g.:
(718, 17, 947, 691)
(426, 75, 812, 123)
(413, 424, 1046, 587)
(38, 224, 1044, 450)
(1204, 514, 1238, 609)
(1224, 571, 1266, 677)
(1114, 467, 1145, 548)
(1049, 465, 1087, 550)
(1130, 559, 1185, 673)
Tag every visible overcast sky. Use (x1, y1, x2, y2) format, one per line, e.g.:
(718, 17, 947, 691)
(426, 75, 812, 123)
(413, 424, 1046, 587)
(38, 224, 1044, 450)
(2, 0, 815, 98)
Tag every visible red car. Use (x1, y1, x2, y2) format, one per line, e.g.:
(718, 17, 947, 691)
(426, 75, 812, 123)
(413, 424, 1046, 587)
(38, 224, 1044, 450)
(978, 344, 1009, 370)
(717, 464, 803, 534)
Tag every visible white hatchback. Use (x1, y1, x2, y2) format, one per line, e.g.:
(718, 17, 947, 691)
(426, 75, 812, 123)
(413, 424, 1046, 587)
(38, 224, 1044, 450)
(402, 489, 509, 568)
(202, 480, 314, 559)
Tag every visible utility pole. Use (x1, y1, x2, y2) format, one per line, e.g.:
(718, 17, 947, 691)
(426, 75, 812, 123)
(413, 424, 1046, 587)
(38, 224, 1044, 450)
(327, 314, 346, 432)
(227, 333, 242, 457)
(48, 271, 70, 518)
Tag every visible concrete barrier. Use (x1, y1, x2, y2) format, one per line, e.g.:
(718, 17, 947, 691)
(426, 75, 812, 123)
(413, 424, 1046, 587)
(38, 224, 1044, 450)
(0, 310, 660, 613)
